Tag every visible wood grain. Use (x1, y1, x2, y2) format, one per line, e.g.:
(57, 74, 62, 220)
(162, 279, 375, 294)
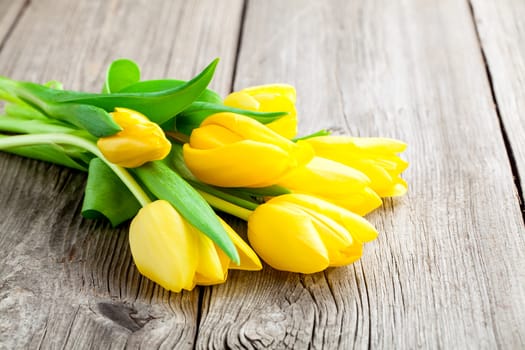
(0, 0, 25, 49)
(2, 0, 525, 349)
(0, 0, 244, 348)
(196, 1, 525, 349)
(470, 0, 525, 209)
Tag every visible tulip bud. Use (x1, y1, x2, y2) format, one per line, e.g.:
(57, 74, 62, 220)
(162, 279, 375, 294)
(304, 136, 408, 197)
(183, 113, 313, 187)
(97, 107, 171, 168)
(247, 194, 378, 273)
(224, 84, 297, 138)
(129, 200, 261, 292)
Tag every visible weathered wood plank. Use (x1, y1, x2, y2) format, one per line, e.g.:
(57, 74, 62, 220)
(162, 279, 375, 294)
(0, 0, 243, 348)
(196, 1, 525, 349)
(470, 0, 525, 208)
(0, 0, 25, 48)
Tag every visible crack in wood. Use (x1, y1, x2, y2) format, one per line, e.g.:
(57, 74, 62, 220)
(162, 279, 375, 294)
(192, 287, 204, 350)
(229, 0, 248, 93)
(467, 0, 525, 226)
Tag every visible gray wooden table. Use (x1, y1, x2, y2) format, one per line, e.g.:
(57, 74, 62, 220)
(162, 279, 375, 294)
(1, 0, 524, 349)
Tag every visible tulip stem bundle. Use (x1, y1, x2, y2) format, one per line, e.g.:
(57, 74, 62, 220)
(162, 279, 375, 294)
(196, 190, 253, 221)
(0, 132, 152, 207)
(0, 58, 409, 292)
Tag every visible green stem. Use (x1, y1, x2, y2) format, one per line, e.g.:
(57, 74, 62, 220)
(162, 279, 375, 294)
(293, 129, 331, 141)
(0, 116, 81, 135)
(196, 189, 253, 221)
(0, 133, 151, 207)
(189, 180, 259, 211)
(166, 131, 190, 144)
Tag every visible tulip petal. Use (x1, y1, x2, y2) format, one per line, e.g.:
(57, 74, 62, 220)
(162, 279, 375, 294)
(242, 84, 297, 103)
(271, 194, 378, 243)
(348, 137, 407, 153)
(300, 206, 362, 266)
(256, 94, 296, 116)
(220, 219, 262, 271)
(266, 114, 297, 139)
(189, 124, 243, 149)
(97, 108, 171, 168)
(343, 160, 395, 197)
(248, 203, 330, 273)
(193, 231, 228, 286)
(307, 136, 407, 153)
(224, 91, 260, 111)
(183, 140, 295, 187)
(324, 187, 383, 216)
(200, 113, 301, 155)
(305, 135, 409, 198)
(225, 85, 298, 138)
(276, 157, 382, 215)
(185, 113, 313, 188)
(254, 94, 297, 138)
(129, 200, 197, 292)
(380, 177, 408, 197)
(278, 157, 370, 195)
(372, 156, 409, 174)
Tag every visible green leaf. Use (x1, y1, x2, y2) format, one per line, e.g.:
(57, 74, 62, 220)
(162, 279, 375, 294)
(132, 161, 239, 264)
(44, 80, 63, 90)
(225, 185, 291, 198)
(5, 102, 50, 120)
(0, 85, 19, 103)
(0, 134, 90, 171)
(293, 129, 331, 141)
(210, 185, 291, 206)
(165, 142, 199, 180)
(0, 76, 121, 137)
(0, 59, 220, 126)
(103, 58, 141, 93)
(175, 101, 287, 135)
(82, 158, 141, 226)
(44, 102, 121, 137)
(120, 79, 222, 104)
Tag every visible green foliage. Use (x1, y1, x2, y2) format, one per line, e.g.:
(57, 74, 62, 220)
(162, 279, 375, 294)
(175, 102, 287, 135)
(82, 158, 141, 226)
(0, 59, 219, 136)
(0, 135, 91, 171)
(102, 58, 141, 93)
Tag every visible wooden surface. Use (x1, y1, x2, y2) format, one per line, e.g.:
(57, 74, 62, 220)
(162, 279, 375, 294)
(0, 0, 524, 349)
(470, 0, 525, 202)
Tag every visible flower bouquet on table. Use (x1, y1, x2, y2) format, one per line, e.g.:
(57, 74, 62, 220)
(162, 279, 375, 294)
(0, 58, 408, 292)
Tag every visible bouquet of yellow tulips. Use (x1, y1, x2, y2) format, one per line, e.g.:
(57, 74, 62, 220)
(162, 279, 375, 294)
(0, 59, 408, 292)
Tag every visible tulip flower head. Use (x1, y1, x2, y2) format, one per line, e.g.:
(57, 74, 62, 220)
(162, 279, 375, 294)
(305, 136, 408, 197)
(97, 107, 171, 168)
(183, 113, 314, 187)
(224, 84, 297, 138)
(129, 200, 261, 292)
(277, 156, 383, 216)
(247, 194, 378, 273)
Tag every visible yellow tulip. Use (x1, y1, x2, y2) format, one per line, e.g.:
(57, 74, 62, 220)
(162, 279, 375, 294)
(183, 112, 314, 187)
(247, 194, 378, 273)
(129, 200, 261, 292)
(305, 136, 408, 197)
(277, 157, 382, 216)
(97, 107, 171, 168)
(224, 84, 297, 138)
